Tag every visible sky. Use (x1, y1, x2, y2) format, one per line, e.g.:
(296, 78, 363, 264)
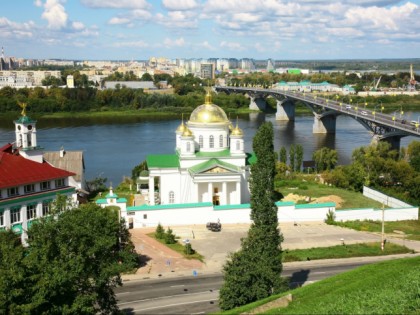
(1, 0, 420, 61)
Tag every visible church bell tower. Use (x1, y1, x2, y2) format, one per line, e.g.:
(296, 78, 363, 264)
(14, 103, 43, 163)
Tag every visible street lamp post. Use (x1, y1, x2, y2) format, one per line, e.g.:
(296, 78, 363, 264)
(380, 102, 384, 113)
(400, 106, 404, 119)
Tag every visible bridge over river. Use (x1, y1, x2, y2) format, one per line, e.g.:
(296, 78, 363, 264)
(215, 86, 420, 150)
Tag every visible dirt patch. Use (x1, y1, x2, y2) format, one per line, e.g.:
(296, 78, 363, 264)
(282, 193, 344, 208)
(314, 195, 344, 208)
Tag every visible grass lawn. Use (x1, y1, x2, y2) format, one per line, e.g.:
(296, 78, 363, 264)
(221, 256, 420, 314)
(330, 219, 420, 241)
(282, 242, 413, 262)
(276, 180, 384, 209)
(146, 232, 204, 262)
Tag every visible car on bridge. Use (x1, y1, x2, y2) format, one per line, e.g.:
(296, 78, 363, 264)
(361, 111, 368, 116)
(346, 105, 352, 110)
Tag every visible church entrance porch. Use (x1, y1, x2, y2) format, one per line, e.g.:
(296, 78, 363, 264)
(212, 195, 220, 206)
(196, 180, 240, 205)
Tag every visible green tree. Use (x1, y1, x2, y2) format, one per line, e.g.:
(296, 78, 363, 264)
(0, 230, 29, 313)
(164, 227, 177, 244)
(155, 222, 165, 239)
(313, 147, 338, 172)
(289, 144, 296, 172)
(24, 203, 136, 314)
(279, 146, 287, 164)
(219, 122, 284, 310)
(295, 144, 304, 172)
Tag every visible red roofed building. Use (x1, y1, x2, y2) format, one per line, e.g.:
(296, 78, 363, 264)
(0, 107, 76, 243)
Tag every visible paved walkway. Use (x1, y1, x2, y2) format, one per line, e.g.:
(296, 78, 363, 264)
(122, 222, 420, 281)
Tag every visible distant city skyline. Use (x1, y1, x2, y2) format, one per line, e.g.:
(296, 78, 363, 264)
(1, 1, 420, 61)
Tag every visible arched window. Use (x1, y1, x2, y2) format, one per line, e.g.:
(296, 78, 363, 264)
(209, 135, 214, 148)
(219, 135, 223, 147)
(169, 191, 174, 203)
(236, 140, 240, 151)
(186, 141, 191, 152)
(199, 135, 203, 148)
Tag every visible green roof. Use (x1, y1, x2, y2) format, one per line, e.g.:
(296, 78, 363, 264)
(195, 149, 231, 158)
(246, 152, 257, 165)
(295, 202, 336, 209)
(275, 201, 295, 207)
(127, 202, 213, 211)
(215, 203, 250, 210)
(96, 198, 127, 205)
(147, 154, 179, 168)
(14, 116, 36, 124)
(189, 158, 240, 175)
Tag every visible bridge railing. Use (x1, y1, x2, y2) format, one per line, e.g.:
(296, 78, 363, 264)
(215, 86, 420, 136)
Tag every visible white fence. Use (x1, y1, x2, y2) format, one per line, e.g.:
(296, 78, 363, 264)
(363, 186, 414, 208)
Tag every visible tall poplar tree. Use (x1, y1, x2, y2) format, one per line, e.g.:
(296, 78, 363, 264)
(289, 144, 296, 172)
(279, 146, 287, 164)
(296, 144, 304, 172)
(219, 122, 284, 310)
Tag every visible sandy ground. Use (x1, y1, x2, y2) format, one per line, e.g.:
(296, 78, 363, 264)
(282, 193, 344, 208)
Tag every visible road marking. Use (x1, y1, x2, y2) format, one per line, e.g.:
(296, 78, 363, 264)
(170, 285, 185, 288)
(131, 298, 217, 312)
(117, 290, 220, 306)
(115, 291, 131, 296)
(311, 271, 326, 275)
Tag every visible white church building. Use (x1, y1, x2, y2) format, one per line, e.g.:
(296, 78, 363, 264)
(98, 91, 418, 229)
(144, 90, 252, 206)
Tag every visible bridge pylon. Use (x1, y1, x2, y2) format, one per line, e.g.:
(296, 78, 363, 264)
(313, 113, 337, 134)
(275, 99, 295, 121)
(248, 95, 267, 111)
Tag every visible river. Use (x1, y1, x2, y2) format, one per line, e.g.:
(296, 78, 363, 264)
(0, 112, 418, 186)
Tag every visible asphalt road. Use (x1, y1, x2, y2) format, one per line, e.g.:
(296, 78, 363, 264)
(116, 259, 376, 314)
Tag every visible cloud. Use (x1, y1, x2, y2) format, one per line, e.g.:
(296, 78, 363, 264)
(72, 21, 85, 31)
(156, 11, 198, 29)
(220, 41, 245, 51)
(108, 17, 132, 25)
(40, 0, 68, 29)
(163, 37, 186, 47)
(80, 0, 151, 9)
(0, 17, 35, 39)
(113, 40, 150, 48)
(162, 0, 199, 11)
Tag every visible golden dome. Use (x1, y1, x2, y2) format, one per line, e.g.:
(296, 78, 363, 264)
(231, 125, 243, 136)
(176, 121, 186, 133)
(189, 90, 229, 124)
(182, 127, 193, 137)
(231, 118, 243, 136)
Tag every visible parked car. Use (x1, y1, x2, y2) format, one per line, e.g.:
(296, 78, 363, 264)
(361, 111, 368, 116)
(206, 221, 222, 232)
(346, 105, 352, 110)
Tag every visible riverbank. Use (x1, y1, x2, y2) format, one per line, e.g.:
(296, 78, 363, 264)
(0, 107, 258, 120)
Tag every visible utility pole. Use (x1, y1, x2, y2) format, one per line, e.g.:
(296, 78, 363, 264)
(381, 203, 385, 251)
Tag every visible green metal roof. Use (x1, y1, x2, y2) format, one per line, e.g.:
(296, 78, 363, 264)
(189, 158, 240, 175)
(275, 201, 295, 207)
(195, 149, 231, 158)
(214, 203, 250, 210)
(246, 152, 257, 165)
(295, 202, 336, 209)
(147, 154, 179, 168)
(127, 202, 213, 211)
(14, 116, 36, 124)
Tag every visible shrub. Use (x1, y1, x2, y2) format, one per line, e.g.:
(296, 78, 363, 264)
(184, 243, 195, 255)
(325, 209, 336, 224)
(164, 227, 177, 244)
(155, 223, 165, 239)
